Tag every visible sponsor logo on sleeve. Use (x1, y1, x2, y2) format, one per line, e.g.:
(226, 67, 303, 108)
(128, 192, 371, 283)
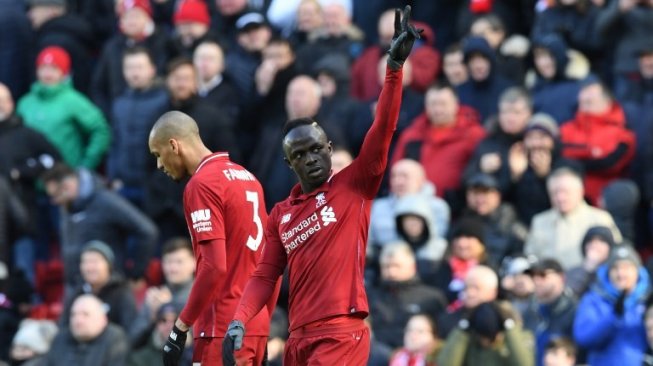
(190, 209, 212, 233)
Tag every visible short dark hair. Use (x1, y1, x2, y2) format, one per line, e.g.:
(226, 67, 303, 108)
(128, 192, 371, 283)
(472, 13, 505, 33)
(444, 43, 463, 56)
(427, 82, 457, 97)
(267, 36, 293, 52)
(123, 46, 155, 65)
(40, 163, 76, 184)
(166, 57, 195, 76)
(162, 237, 193, 257)
(282, 117, 318, 137)
(545, 337, 577, 358)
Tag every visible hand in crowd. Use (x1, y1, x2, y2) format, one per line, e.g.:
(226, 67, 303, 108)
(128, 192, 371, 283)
(255, 59, 279, 96)
(529, 148, 552, 178)
(480, 152, 502, 174)
(509, 142, 528, 181)
(145, 286, 173, 319)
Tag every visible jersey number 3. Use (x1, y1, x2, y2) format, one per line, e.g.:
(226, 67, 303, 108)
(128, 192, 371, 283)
(245, 191, 263, 251)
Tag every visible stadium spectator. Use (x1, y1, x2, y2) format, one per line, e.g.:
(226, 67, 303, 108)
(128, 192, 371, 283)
(543, 337, 577, 366)
(388, 314, 442, 366)
(566, 226, 615, 297)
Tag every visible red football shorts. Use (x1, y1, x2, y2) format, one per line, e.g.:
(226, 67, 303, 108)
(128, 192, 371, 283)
(192, 336, 267, 366)
(283, 324, 370, 365)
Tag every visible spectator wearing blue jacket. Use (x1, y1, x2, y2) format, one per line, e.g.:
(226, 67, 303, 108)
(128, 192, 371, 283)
(574, 245, 650, 366)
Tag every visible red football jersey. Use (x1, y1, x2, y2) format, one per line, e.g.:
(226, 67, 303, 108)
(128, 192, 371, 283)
(179, 152, 271, 337)
(234, 68, 404, 331)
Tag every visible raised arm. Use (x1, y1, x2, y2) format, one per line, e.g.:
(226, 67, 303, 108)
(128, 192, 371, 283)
(347, 6, 422, 198)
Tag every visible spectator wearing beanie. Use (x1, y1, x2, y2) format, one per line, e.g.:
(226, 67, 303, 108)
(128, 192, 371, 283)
(437, 300, 534, 366)
(510, 113, 582, 225)
(600, 179, 640, 245)
(566, 226, 616, 298)
(17, 46, 111, 170)
(425, 217, 488, 305)
(574, 245, 650, 366)
(168, 0, 220, 59)
(61, 241, 138, 333)
(91, 0, 169, 116)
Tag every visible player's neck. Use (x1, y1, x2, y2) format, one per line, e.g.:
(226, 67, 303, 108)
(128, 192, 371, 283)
(186, 145, 214, 176)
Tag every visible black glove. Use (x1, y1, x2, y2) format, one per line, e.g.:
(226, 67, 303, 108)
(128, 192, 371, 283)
(614, 290, 627, 316)
(222, 320, 246, 366)
(163, 324, 188, 366)
(386, 5, 423, 70)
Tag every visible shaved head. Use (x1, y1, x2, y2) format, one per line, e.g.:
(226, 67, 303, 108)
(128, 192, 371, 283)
(149, 111, 209, 181)
(149, 111, 200, 144)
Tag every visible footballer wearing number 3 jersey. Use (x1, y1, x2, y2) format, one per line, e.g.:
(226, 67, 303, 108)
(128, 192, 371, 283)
(149, 111, 277, 366)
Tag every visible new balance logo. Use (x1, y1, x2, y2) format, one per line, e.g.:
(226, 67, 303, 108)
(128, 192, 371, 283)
(191, 209, 210, 223)
(320, 206, 337, 226)
(281, 213, 292, 224)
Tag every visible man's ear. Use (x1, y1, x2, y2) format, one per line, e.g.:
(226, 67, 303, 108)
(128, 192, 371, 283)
(283, 156, 292, 168)
(328, 141, 333, 155)
(169, 138, 180, 154)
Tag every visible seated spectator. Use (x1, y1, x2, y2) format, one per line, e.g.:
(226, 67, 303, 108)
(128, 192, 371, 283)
(193, 40, 240, 127)
(460, 173, 528, 267)
(456, 36, 514, 122)
(574, 245, 650, 366)
(388, 314, 442, 366)
(0, 262, 34, 361)
(394, 195, 448, 268)
(62, 241, 138, 333)
(168, 0, 216, 59)
(561, 80, 636, 205)
(107, 46, 168, 208)
(529, 34, 582, 124)
(543, 337, 577, 366)
(510, 113, 580, 225)
(42, 164, 158, 287)
(566, 226, 615, 298)
(370, 159, 450, 251)
(368, 242, 447, 349)
(499, 255, 536, 319)
(469, 14, 529, 85)
(287, 0, 325, 49)
(599, 179, 640, 245)
(617, 39, 653, 105)
(351, 9, 440, 100)
(428, 217, 488, 306)
(525, 167, 621, 270)
(437, 265, 498, 338)
(436, 301, 534, 366)
(330, 146, 353, 174)
(128, 302, 192, 366)
(463, 87, 533, 196)
(441, 44, 468, 87)
(9, 319, 58, 366)
(392, 83, 484, 207)
(91, 0, 168, 115)
(129, 237, 194, 345)
(17, 47, 110, 170)
(43, 294, 129, 365)
(522, 259, 576, 366)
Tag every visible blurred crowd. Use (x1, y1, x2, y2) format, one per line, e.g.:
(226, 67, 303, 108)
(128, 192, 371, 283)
(1, 0, 653, 365)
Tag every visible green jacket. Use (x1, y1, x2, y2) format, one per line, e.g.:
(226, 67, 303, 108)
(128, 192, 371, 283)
(437, 327, 535, 366)
(17, 79, 111, 169)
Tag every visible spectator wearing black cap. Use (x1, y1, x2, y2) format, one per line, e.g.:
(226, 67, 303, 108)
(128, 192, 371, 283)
(599, 179, 640, 245)
(225, 12, 272, 104)
(510, 113, 581, 225)
(574, 245, 650, 366)
(128, 302, 192, 366)
(460, 172, 528, 268)
(522, 258, 577, 366)
(566, 226, 615, 297)
(456, 36, 514, 122)
(425, 217, 489, 305)
(61, 241, 137, 334)
(437, 300, 534, 366)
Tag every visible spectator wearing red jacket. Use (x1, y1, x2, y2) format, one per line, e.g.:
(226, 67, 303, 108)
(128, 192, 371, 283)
(351, 9, 440, 101)
(392, 83, 485, 205)
(561, 80, 636, 205)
